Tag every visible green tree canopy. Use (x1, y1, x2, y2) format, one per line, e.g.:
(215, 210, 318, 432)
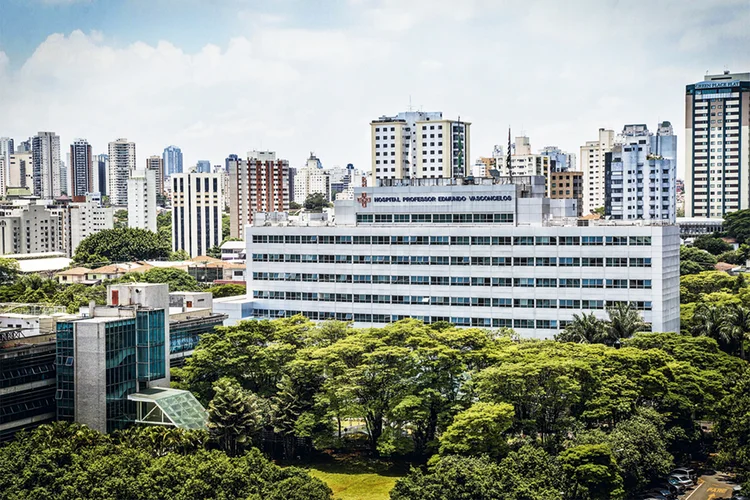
(693, 235, 733, 255)
(560, 444, 624, 500)
(304, 192, 332, 212)
(0, 257, 20, 285)
(724, 209, 750, 243)
(119, 267, 200, 291)
(438, 402, 514, 458)
(680, 246, 717, 275)
(206, 283, 246, 298)
(74, 228, 170, 265)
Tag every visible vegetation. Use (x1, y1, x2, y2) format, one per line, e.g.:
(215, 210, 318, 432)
(307, 460, 403, 500)
(0, 257, 20, 285)
(119, 267, 201, 292)
(113, 208, 128, 229)
(680, 245, 717, 275)
(73, 227, 170, 266)
(724, 208, 750, 243)
(555, 303, 646, 345)
(206, 283, 246, 298)
(692, 234, 733, 255)
(304, 193, 333, 212)
(0, 422, 332, 499)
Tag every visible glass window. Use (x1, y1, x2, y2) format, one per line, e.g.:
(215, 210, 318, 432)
(559, 236, 580, 245)
(559, 278, 580, 288)
(393, 214, 410, 223)
(606, 257, 628, 267)
(606, 236, 628, 245)
(492, 236, 512, 245)
(513, 278, 535, 287)
(535, 236, 557, 245)
(558, 257, 580, 267)
(629, 236, 652, 246)
(513, 236, 534, 245)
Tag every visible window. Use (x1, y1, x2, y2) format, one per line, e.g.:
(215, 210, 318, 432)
(536, 257, 557, 266)
(472, 277, 492, 286)
(354, 236, 371, 244)
(607, 279, 628, 289)
(451, 276, 471, 286)
(559, 278, 580, 288)
(451, 236, 470, 245)
(453, 214, 472, 223)
(494, 213, 514, 223)
(430, 236, 449, 245)
(581, 236, 603, 246)
(582, 257, 603, 267)
(559, 236, 580, 245)
(451, 297, 471, 307)
(514, 257, 534, 266)
(514, 319, 534, 329)
(536, 278, 557, 287)
(493, 298, 512, 307)
(606, 257, 628, 267)
(629, 236, 652, 246)
(582, 279, 604, 288)
(375, 214, 393, 223)
(536, 236, 557, 245)
(357, 214, 374, 223)
(630, 258, 652, 267)
(514, 298, 535, 308)
(411, 214, 431, 223)
(582, 300, 605, 309)
(393, 214, 410, 223)
(431, 276, 450, 286)
(471, 236, 491, 245)
(513, 278, 535, 287)
(558, 257, 580, 267)
(559, 299, 580, 309)
(536, 320, 558, 329)
(433, 214, 451, 223)
(492, 257, 511, 266)
(492, 236, 512, 245)
(606, 236, 628, 245)
(493, 278, 512, 287)
(410, 275, 430, 285)
(431, 256, 450, 265)
(471, 256, 491, 266)
(630, 279, 652, 289)
(514, 236, 534, 245)
(451, 256, 471, 266)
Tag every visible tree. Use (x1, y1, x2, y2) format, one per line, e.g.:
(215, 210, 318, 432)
(206, 245, 222, 259)
(438, 402, 514, 458)
(714, 372, 750, 486)
(0, 257, 20, 285)
(222, 213, 230, 241)
(592, 206, 605, 216)
(206, 283, 246, 298)
(157, 211, 172, 244)
(560, 444, 624, 500)
(168, 249, 190, 261)
(680, 270, 738, 303)
(691, 303, 726, 341)
(693, 235, 733, 255)
(606, 303, 647, 342)
(207, 377, 269, 456)
(721, 304, 750, 359)
(119, 267, 200, 291)
(556, 312, 606, 344)
(304, 193, 332, 212)
(73, 228, 170, 265)
(717, 249, 744, 265)
(289, 201, 301, 210)
(724, 209, 750, 243)
(680, 246, 717, 275)
(114, 209, 128, 229)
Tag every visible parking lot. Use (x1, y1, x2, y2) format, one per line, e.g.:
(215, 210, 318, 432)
(681, 473, 737, 500)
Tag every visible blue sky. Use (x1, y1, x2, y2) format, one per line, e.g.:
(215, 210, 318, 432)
(0, 0, 748, 174)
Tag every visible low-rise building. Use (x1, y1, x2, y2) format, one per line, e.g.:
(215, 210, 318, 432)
(56, 266, 91, 284)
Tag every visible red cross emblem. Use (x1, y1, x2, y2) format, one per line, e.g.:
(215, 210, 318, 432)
(357, 192, 371, 208)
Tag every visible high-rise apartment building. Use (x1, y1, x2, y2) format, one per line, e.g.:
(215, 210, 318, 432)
(685, 70, 750, 217)
(605, 122, 677, 223)
(196, 160, 211, 174)
(292, 153, 330, 203)
(172, 172, 223, 257)
(8, 153, 32, 188)
(32, 131, 62, 199)
(581, 128, 615, 214)
(370, 111, 471, 182)
(227, 151, 289, 239)
(68, 192, 114, 256)
(92, 154, 108, 195)
(163, 145, 183, 179)
(69, 139, 92, 197)
(146, 155, 164, 195)
(127, 169, 158, 232)
(0, 138, 14, 195)
(108, 138, 136, 206)
(0, 199, 64, 255)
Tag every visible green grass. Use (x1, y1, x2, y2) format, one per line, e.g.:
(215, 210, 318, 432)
(305, 457, 406, 500)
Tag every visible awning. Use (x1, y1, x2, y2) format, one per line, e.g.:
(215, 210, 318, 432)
(128, 387, 207, 429)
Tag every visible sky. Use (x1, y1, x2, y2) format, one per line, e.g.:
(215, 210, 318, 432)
(0, 0, 748, 178)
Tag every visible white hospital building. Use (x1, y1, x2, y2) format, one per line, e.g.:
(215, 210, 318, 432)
(245, 176, 679, 338)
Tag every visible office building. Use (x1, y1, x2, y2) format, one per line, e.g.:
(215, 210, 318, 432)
(196, 160, 211, 173)
(32, 131, 62, 199)
(69, 139, 93, 197)
(605, 122, 677, 223)
(7, 153, 32, 189)
(549, 171, 584, 216)
(370, 111, 471, 182)
(108, 138, 136, 206)
(146, 155, 164, 195)
(0, 199, 64, 255)
(1, 329, 57, 442)
(172, 172, 223, 257)
(293, 153, 330, 203)
(127, 169, 158, 232)
(92, 154, 108, 195)
(163, 145, 183, 179)
(685, 70, 750, 217)
(168, 291, 228, 367)
(246, 176, 680, 338)
(227, 150, 289, 239)
(0, 137, 14, 195)
(540, 146, 576, 172)
(581, 128, 616, 214)
(69, 193, 114, 256)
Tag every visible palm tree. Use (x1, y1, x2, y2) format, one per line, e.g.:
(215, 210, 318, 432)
(722, 304, 750, 360)
(556, 313, 606, 344)
(606, 303, 647, 344)
(691, 304, 726, 341)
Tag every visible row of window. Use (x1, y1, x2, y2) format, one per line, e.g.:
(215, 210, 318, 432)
(355, 213, 516, 224)
(252, 234, 653, 246)
(253, 291, 654, 308)
(251, 255, 653, 267)
(253, 310, 653, 329)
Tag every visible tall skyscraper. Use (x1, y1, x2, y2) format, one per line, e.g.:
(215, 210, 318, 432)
(227, 151, 289, 239)
(171, 172, 223, 256)
(70, 139, 93, 197)
(370, 111, 471, 182)
(128, 169, 158, 232)
(32, 132, 62, 199)
(196, 160, 211, 173)
(108, 138, 136, 206)
(605, 122, 677, 223)
(0, 137, 14, 195)
(146, 155, 164, 195)
(163, 145, 183, 179)
(685, 70, 750, 217)
(580, 128, 615, 214)
(92, 154, 108, 195)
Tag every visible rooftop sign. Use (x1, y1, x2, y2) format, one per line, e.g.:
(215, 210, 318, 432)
(695, 80, 740, 89)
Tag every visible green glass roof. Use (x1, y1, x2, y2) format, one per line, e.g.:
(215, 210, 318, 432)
(128, 387, 207, 430)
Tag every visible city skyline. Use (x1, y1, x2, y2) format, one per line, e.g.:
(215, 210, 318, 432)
(0, 1, 747, 177)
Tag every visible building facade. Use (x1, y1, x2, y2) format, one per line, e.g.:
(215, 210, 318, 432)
(581, 128, 615, 214)
(246, 177, 680, 338)
(146, 155, 164, 195)
(93, 154, 108, 196)
(69, 193, 114, 257)
(293, 153, 330, 203)
(0, 137, 14, 195)
(172, 172, 223, 257)
(371, 111, 471, 182)
(127, 169, 158, 232)
(685, 70, 750, 217)
(227, 150, 289, 239)
(69, 139, 92, 197)
(163, 145, 183, 179)
(7, 153, 32, 189)
(32, 131, 62, 199)
(196, 160, 211, 174)
(605, 122, 677, 223)
(108, 138, 136, 206)
(0, 199, 64, 255)
(549, 171, 584, 216)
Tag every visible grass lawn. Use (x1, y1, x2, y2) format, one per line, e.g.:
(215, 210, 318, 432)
(305, 457, 407, 500)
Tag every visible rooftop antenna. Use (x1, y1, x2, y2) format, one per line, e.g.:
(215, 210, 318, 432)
(506, 127, 513, 182)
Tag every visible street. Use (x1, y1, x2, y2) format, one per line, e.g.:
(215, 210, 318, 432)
(684, 474, 738, 500)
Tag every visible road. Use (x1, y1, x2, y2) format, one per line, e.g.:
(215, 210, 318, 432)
(684, 474, 738, 500)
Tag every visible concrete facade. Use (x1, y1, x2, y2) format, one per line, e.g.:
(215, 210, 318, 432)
(127, 168, 158, 232)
